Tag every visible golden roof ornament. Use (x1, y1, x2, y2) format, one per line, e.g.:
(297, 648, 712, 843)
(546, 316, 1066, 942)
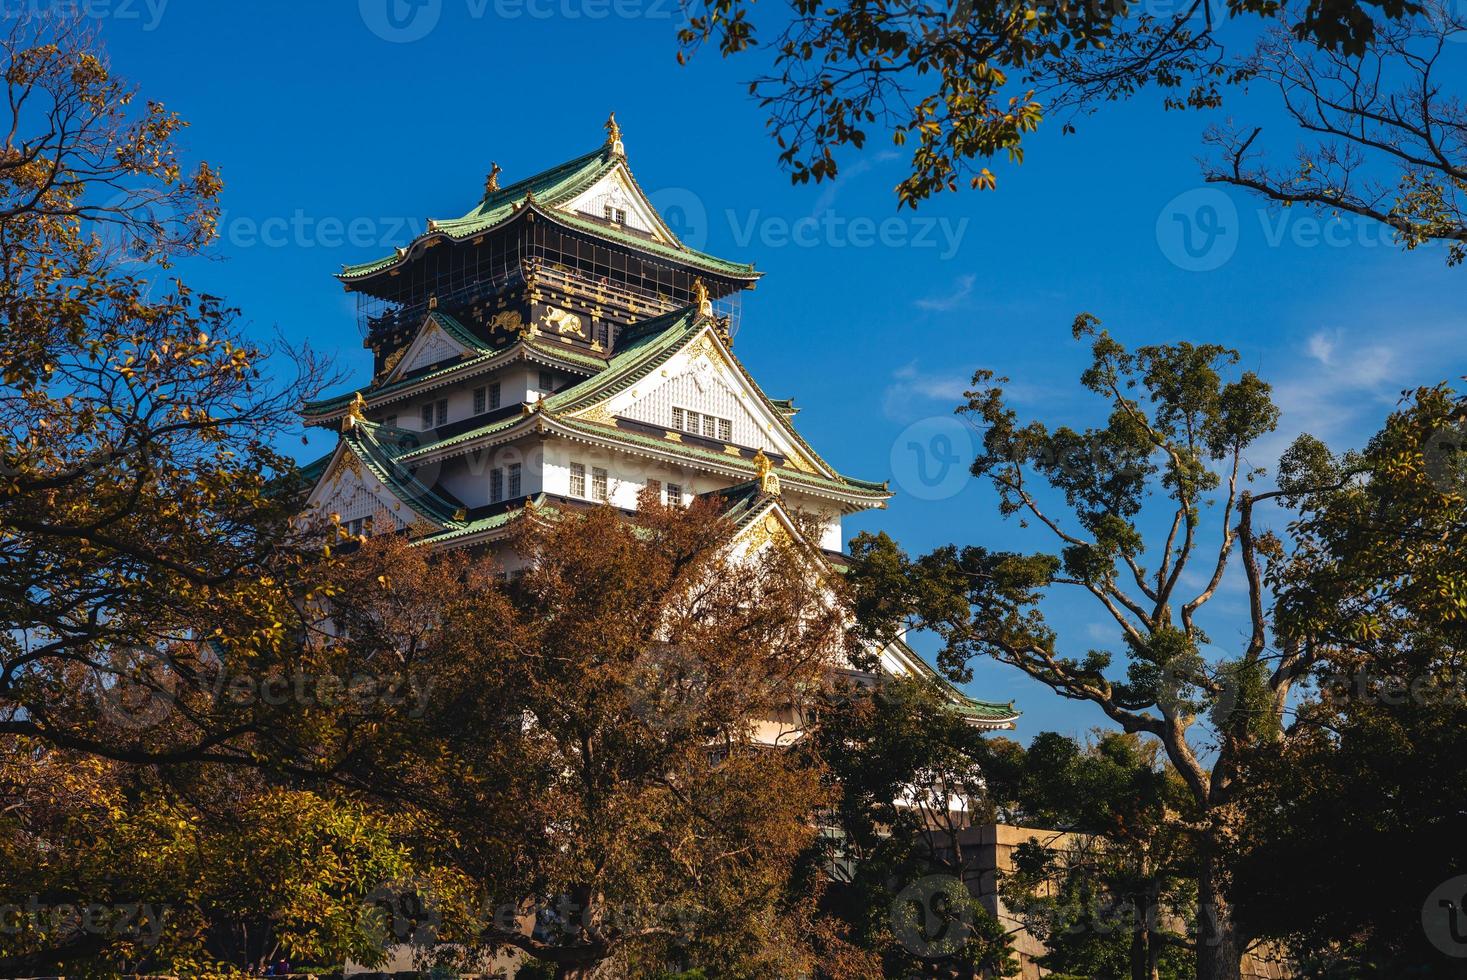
(485, 162, 502, 196)
(428, 294, 438, 310)
(605, 112, 624, 157)
(754, 449, 781, 496)
(342, 391, 368, 432)
(691, 278, 712, 318)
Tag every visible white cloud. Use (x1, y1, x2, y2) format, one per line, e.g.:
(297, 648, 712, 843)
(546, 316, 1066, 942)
(882, 360, 973, 421)
(1249, 322, 1455, 473)
(915, 274, 976, 312)
(806, 150, 901, 217)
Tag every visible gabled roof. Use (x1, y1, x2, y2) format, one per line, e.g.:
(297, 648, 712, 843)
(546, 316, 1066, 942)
(305, 419, 469, 534)
(378, 311, 492, 385)
(301, 334, 603, 425)
(382, 306, 891, 507)
(337, 143, 758, 284)
(701, 482, 1016, 729)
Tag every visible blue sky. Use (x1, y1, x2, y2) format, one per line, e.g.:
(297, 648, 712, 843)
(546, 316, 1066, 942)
(94, 1, 1465, 742)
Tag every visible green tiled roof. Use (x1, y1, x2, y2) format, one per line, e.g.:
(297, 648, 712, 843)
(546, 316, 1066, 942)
(338, 145, 756, 282)
(395, 413, 523, 462)
(302, 335, 603, 419)
(889, 635, 1019, 724)
(554, 416, 891, 502)
(340, 421, 465, 529)
(541, 307, 701, 414)
(426, 311, 491, 353)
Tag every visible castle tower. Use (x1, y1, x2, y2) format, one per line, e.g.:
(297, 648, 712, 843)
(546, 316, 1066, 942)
(300, 122, 1018, 732)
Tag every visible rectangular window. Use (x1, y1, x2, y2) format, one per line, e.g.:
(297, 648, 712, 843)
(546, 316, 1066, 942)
(508, 463, 522, 498)
(569, 462, 586, 497)
(385, 414, 397, 429)
(490, 469, 503, 503)
(665, 483, 682, 507)
(489, 382, 501, 410)
(672, 406, 732, 441)
(435, 399, 447, 426)
(473, 387, 486, 414)
(592, 467, 608, 502)
(421, 403, 433, 428)
(538, 370, 554, 392)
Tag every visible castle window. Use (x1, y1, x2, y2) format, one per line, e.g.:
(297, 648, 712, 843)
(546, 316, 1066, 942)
(436, 399, 448, 426)
(423, 398, 447, 428)
(490, 382, 502, 410)
(508, 463, 522, 498)
(473, 387, 486, 414)
(592, 467, 608, 502)
(538, 370, 554, 392)
(490, 469, 503, 503)
(421, 404, 433, 428)
(385, 414, 397, 429)
(603, 204, 627, 224)
(569, 462, 586, 497)
(673, 406, 732, 442)
(665, 483, 682, 507)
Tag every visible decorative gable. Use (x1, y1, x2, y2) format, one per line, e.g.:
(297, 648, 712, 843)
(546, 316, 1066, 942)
(581, 329, 827, 475)
(304, 445, 411, 532)
(560, 164, 673, 242)
(384, 316, 478, 383)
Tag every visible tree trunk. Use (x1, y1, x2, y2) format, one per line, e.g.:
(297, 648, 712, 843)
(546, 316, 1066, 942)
(1129, 914, 1149, 980)
(1196, 850, 1244, 980)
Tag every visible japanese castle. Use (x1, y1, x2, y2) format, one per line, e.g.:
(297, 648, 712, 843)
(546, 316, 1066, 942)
(300, 116, 1017, 733)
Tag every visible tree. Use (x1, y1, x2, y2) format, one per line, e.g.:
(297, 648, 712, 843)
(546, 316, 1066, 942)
(810, 675, 1019, 978)
(842, 317, 1457, 979)
(0, 737, 423, 978)
(676, 0, 1416, 206)
(1205, 0, 1467, 266)
(0, 14, 339, 768)
(1228, 384, 1467, 976)
(328, 494, 846, 979)
(996, 731, 1198, 980)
